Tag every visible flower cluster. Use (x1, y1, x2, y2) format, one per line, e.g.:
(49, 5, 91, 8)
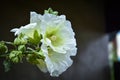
(0, 8, 77, 77)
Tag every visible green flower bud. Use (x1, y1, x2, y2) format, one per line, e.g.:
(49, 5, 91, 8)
(0, 42, 8, 53)
(44, 8, 58, 15)
(26, 54, 39, 64)
(14, 37, 27, 45)
(26, 50, 45, 64)
(14, 34, 27, 45)
(18, 45, 26, 52)
(9, 50, 22, 63)
(3, 60, 11, 72)
(11, 57, 19, 63)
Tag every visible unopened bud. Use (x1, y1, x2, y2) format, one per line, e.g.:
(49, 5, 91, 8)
(0, 42, 8, 53)
(9, 50, 22, 63)
(14, 37, 27, 45)
(18, 45, 26, 52)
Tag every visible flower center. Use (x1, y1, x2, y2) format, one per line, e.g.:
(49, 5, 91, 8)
(50, 35, 57, 41)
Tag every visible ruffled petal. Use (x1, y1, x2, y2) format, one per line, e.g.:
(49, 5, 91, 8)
(30, 11, 42, 24)
(11, 23, 39, 38)
(41, 44, 73, 77)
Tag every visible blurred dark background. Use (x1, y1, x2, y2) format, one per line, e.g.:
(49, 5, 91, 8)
(0, 0, 119, 80)
(105, 0, 120, 33)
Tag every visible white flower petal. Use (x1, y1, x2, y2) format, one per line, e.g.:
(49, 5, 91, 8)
(41, 45, 73, 77)
(42, 14, 65, 23)
(11, 28, 19, 32)
(11, 28, 19, 36)
(30, 11, 42, 24)
(11, 23, 39, 38)
(41, 38, 66, 53)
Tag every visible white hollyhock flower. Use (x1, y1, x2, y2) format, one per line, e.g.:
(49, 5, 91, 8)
(40, 13, 77, 55)
(39, 13, 77, 77)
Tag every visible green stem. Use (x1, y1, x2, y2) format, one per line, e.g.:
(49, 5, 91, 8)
(27, 47, 35, 51)
(0, 54, 9, 57)
(5, 41, 17, 49)
(36, 44, 40, 51)
(24, 51, 34, 54)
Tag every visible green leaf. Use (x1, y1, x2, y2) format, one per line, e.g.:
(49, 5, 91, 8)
(34, 30, 41, 44)
(18, 45, 26, 52)
(3, 60, 11, 72)
(28, 30, 41, 45)
(26, 50, 45, 64)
